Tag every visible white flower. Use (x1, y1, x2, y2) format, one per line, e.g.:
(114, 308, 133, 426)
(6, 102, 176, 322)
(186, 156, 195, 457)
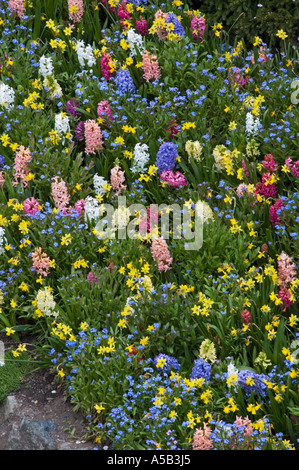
(245, 112, 260, 138)
(76, 40, 96, 70)
(93, 174, 108, 196)
(185, 140, 203, 162)
(195, 200, 214, 224)
(84, 196, 100, 222)
(132, 143, 150, 173)
(0, 82, 15, 111)
(126, 29, 144, 57)
(54, 112, 71, 143)
(36, 287, 57, 317)
(0, 227, 7, 254)
(39, 55, 54, 78)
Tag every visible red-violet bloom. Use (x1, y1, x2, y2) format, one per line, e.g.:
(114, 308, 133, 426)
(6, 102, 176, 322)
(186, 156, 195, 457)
(66, 98, 81, 117)
(75, 121, 85, 141)
(241, 309, 251, 325)
(269, 199, 284, 226)
(190, 15, 205, 41)
(110, 165, 126, 196)
(263, 154, 278, 173)
(23, 197, 40, 215)
(166, 119, 178, 139)
(136, 17, 148, 36)
(285, 157, 299, 177)
(97, 100, 114, 125)
(139, 207, 159, 234)
(100, 51, 114, 81)
(31, 247, 51, 277)
(151, 237, 172, 272)
(160, 170, 188, 187)
(87, 271, 98, 285)
(279, 287, 293, 312)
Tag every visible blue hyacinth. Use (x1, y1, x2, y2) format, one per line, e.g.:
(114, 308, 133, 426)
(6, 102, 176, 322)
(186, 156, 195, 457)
(153, 353, 181, 373)
(114, 68, 135, 96)
(190, 358, 211, 382)
(155, 142, 178, 173)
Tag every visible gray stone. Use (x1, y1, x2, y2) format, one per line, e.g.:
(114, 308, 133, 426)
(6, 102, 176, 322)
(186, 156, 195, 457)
(8, 417, 58, 450)
(1, 395, 17, 420)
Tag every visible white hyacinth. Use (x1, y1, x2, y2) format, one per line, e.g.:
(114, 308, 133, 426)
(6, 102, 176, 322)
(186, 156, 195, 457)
(93, 174, 108, 196)
(185, 140, 203, 162)
(54, 112, 70, 143)
(0, 82, 15, 111)
(39, 55, 54, 78)
(195, 200, 214, 225)
(0, 227, 7, 254)
(245, 112, 260, 139)
(36, 287, 58, 318)
(126, 29, 145, 57)
(76, 40, 96, 70)
(132, 143, 150, 173)
(84, 196, 100, 222)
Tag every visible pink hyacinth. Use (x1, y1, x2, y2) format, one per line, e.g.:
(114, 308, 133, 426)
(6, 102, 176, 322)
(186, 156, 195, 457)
(8, 0, 25, 18)
(234, 416, 254, 437)
(100, 52, 114, 81)
(68, 0, 84, 23)
(263, 154, 278, 173)
(192, 424, 214, 451)
(110, 165, 126, 196)
(136, 17, 148, 36)
(228, 67, 249, 88)
(236, 183, 248, 197)
(269, 199, 284, 226)
(23, 197, 40, 215)
(151, 237, 172, 272)
(97, 100, 114, 126)
(190, 15, 205, 41)
(84, 119, 103, 155)
(251, 46, 268, 65)
(74, 198, 85, 217)
(31, 247, 50, 277)
(241, 309, 251, 325)
(142, 51, 161, 83)
(51, 176, 71, 214)
(0, 171, 5, 187)
(285, 157, 299, 177)
(166, 119, 178, 139)
(12, 145, 32, 187)
(139, 206, 159, 234)
(279, 287, 293, 312)
(160, 170, 188, 187)
(278, 252, 297, 289)
(87, 271, 98, 285)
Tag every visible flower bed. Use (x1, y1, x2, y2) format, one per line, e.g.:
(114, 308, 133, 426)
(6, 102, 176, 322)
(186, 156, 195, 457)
(0, 0, 298, 451)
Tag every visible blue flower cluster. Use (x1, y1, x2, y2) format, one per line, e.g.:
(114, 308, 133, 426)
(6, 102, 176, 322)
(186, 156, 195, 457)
(238, 369, 268, 396)
(155, 142, 178, 173)
(190, 358, 211, 382)
(165, 13, 185, 37)
(153, 353, 181, 373)
(114, 69, 136, 96)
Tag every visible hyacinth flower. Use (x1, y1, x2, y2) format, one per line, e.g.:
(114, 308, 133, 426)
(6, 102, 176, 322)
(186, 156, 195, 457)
(66, 98, 81, 117)
(97, 100, 114, 126)
(228, 67, 249, 88)
(68, 0, 84, 23)
(12, 145, 32, 187)
(23, 197, 40, 215)
(285, 157, 299, 177)
(190, 14, 205, 41)
(136, 17, 148, 36)
(142, 50, 161, 83)
(51, 176, 71, 214)
(110, 165, 126, 196)
(31, 247, 51, 277)
(8, 0, 25, 18)
(151, 237, 172, 272)
(160, 170, 188, 187)
(84, 119, 103, 155)
(155, 142, 178, 173)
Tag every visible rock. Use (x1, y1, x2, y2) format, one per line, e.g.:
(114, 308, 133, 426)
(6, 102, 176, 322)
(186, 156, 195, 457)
(8, 417, 58, 450)
(1, 395, 18, 420)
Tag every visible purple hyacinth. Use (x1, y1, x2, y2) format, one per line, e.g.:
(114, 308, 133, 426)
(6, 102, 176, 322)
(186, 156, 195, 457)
(155, 142, 178, 173)
(75, 121, 85, 141)
(238, 369, 268, 396)
(66, 98, 81, 117)
(190, 358, 211, 382)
